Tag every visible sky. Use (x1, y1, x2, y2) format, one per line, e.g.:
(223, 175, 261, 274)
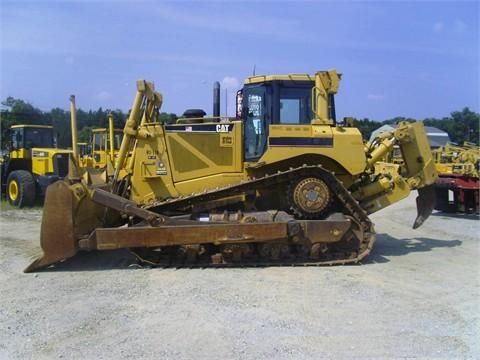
(0, 0, 478, 121)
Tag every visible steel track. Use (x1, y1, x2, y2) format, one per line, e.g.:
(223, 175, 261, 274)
(134, 165, 375, 266)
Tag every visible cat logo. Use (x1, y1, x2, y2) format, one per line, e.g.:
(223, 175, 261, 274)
(216, 124, 231, 133)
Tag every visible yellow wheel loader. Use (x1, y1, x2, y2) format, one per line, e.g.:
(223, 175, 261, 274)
(25, 69, 437, 272)
(0, 125, 72, 207)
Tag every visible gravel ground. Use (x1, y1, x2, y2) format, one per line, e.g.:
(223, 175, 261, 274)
(0, 193, 479, 360)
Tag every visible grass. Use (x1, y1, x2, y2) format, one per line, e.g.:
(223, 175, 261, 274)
(0, 198, 15, 211)
(0, 197, 43, 211)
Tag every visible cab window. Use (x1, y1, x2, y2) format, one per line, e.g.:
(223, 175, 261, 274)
(279, 87, 312, 124)
(93, 133, 106, 151)
(113, 133, 123, 150)
(11, 129, 23, 149)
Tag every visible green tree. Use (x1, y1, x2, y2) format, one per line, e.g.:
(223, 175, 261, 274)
(159, 112, 178, 124)
(46, 107, 71, 148)
(450, 108, 479, 144)
(78, 126, 93, 143)
(423, 107, 479, 145)
(350, 117, 381, 140)
(1, 97, 48, 147)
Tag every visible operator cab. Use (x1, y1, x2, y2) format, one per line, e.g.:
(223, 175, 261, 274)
(92, 129, 123, 152)
(237, 76, 318, 161)
(9, 125, 55, 150)
(91, 128, 123, 167)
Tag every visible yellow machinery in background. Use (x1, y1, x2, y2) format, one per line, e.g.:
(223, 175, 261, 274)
(0, 124, 72, 207)
(89, 125, 123, 169)
(432, 142, 479, 213)
(1, 96, 124, 208)
(69, 96, 123, 170)
(77, 126, 123, 170)
(26, 69, 438, 272)
(77, 142, 91, 161)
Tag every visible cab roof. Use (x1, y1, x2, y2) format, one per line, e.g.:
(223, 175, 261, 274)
(244, 74, 315, 85)
(11, 124, 52, 129)
(91, 128, 123, 133)
(244, 69, 342, 85)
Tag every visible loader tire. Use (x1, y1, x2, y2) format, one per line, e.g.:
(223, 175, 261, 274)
(7, 170, 36, 208)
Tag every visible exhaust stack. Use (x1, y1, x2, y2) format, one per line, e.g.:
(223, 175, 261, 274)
(69, 95, 79, 162)
(213, 81, 220, 118)
(108, 113, 115, 163)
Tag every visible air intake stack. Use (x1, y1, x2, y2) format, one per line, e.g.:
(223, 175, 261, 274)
(213, 81, 220, 118)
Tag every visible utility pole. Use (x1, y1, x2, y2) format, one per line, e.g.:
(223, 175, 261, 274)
(225, 89, 228, 117)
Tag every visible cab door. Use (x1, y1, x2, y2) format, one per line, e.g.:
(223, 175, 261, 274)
(244, 86, 269, 161)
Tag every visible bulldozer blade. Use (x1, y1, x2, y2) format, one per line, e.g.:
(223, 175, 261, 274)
(413, 184, 436, 229)
(24, 181, 78, 272)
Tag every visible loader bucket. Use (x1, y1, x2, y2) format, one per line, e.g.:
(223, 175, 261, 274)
(413, 184, 436, 229)
(24, 181, 78, 272)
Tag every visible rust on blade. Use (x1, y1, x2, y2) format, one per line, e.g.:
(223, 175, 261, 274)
(91, 216, 353, 249)
(24, 181, 78, 272)
(93, 222, 289, 249)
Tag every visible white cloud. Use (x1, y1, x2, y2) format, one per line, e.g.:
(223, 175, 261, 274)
(433, 20, 467, 35)
(97, 91, 112, 101)
(64, 56, 74, 65)
(454, 20, 466, 33)
(367, 94, 385, 101)
(433, 22, 444, 33)
(153, 4, 305, 41)
(221, 76, 240, 90)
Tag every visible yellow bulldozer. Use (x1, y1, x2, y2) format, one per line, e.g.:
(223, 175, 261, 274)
(88, 126, 123, 169)
(25, 69, 437, 272)
(76, 124, 123, 170)
(69, 95, 124, 170)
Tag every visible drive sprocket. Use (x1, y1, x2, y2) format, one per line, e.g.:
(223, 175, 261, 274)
(288, 177, 332, 219)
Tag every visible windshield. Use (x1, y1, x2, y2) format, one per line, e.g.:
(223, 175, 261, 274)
(113, 132, 123, 150)
(93, 131, 123, 151)
(24, 127, 54, 148)
(244, 86, 268, 160)
(93, 133, 106, 151)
